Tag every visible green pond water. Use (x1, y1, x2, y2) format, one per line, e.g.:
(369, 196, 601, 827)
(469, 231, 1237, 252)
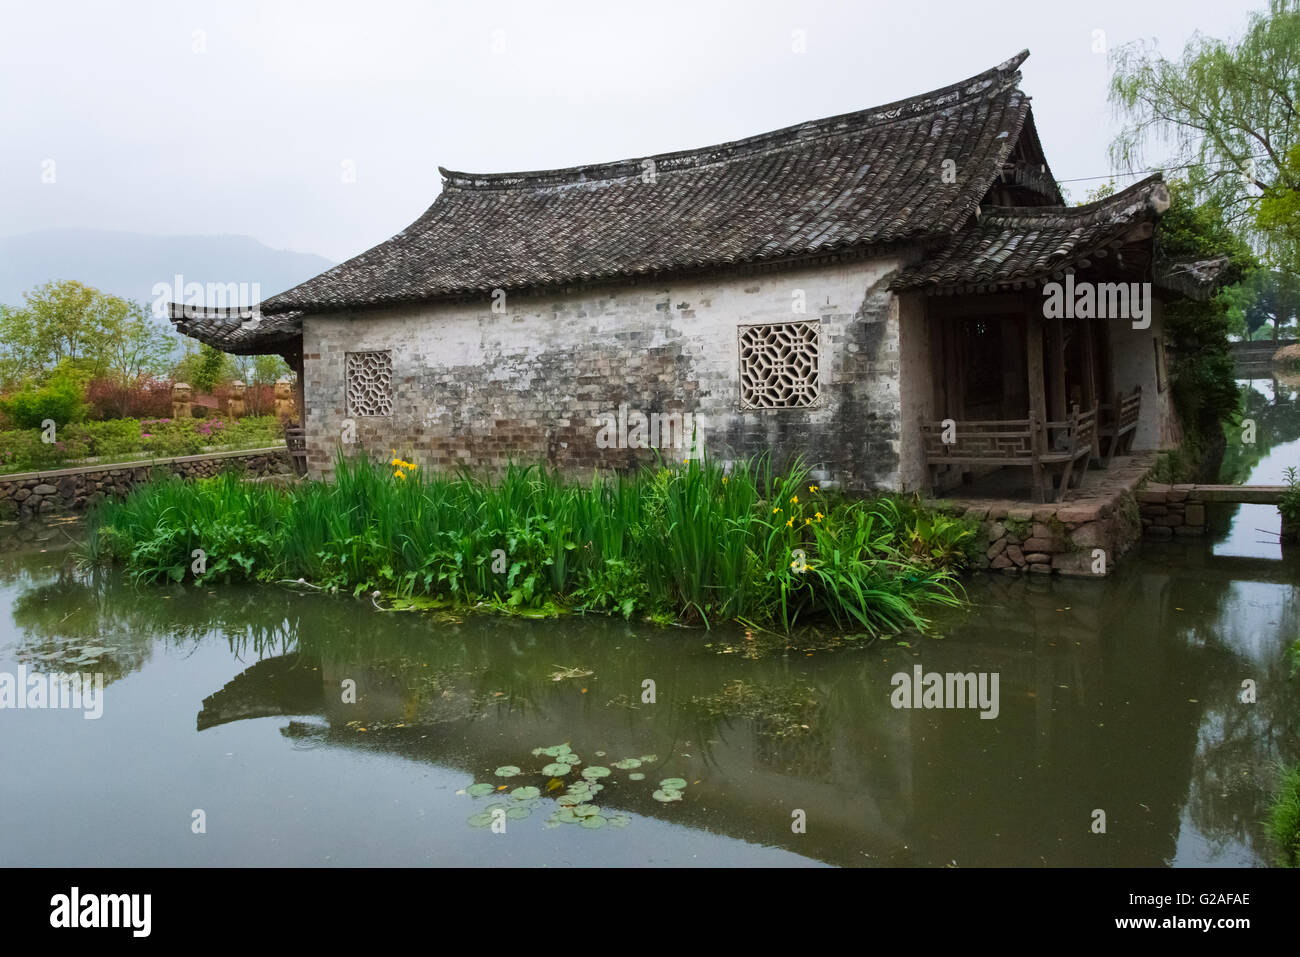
(0, 375, 1295, 867)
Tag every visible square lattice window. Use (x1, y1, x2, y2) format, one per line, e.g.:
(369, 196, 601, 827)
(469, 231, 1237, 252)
(738, 321, 821, 409)
(346, 351, 393, 416)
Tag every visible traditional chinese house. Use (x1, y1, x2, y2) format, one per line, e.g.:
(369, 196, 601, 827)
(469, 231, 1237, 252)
(171, 50, 1223, 502)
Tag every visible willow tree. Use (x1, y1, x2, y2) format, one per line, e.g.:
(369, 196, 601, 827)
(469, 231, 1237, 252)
(1108, 0, 1300, 266)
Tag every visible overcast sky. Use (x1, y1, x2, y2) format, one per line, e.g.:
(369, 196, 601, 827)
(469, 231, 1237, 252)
(1, 0, 1266, 265)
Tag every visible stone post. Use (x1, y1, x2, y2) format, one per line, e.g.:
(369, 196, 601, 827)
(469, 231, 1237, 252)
(227, 380, 246, 419)
(172, 382, 192, 420)
(274, 377, 296, 420)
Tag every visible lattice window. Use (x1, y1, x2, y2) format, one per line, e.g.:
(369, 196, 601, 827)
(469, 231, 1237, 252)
(346, 351, 393, 416)
(738, 321, 821, 409)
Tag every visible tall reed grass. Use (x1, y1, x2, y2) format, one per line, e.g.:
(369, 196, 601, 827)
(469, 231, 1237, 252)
(84, 452, 970, 634)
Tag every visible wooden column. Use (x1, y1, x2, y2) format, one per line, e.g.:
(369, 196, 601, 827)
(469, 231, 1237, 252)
(1025, 301, 1048, 502)
(1080, 319, 1098, 411)
(1048, 314, 1067, 425)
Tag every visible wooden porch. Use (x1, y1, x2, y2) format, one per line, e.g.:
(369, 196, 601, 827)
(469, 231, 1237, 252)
(920, 291, 1140, 504)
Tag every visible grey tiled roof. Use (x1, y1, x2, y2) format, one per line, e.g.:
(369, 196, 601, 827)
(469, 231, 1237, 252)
(167, 303, 304, 355)
(261, 51, 1038, 314)
(889, 176, 1176, 294)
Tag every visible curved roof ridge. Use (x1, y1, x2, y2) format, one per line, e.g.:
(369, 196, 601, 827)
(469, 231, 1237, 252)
(439, 49, 1031, 192)
(981, 174, 1167, 222)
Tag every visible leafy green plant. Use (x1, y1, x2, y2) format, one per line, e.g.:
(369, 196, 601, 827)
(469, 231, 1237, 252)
(84, 449, 966, 635)
(1279, 466, 1300, 524)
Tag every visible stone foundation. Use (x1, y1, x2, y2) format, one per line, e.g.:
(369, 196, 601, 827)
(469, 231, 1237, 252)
(0, 447, 292, 518)
(930, 454, 1153, 576)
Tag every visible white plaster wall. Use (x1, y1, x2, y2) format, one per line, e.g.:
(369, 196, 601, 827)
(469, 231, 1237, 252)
(301, 256, 908, 489)
(1107, 298, 1179, 450)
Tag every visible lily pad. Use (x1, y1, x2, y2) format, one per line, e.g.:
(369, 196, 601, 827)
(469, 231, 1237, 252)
(573, 804, 600, 818)
(659, 778, 688, 790)
(628, 772, 646, 781)
(510, 786, 541, 801)
(542, 763, 572, 776)
(467, 812, 495, 827)
(494, 766, 521, 777)
(505, 806, 531, 820)
(552, 806, 579, 823)
(467, 782, 495, 797)
(639, 754, 658, 763)
(582, 766, 611, 781)
(612, 758, 642, 770)
(608, 815, 630, 828)
(653, 788, 683, 803)
(579, 815, 607, 829)
(556, 794, 585, 806)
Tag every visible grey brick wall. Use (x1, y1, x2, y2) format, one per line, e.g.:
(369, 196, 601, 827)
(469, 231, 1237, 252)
(301, 257, 909, 491)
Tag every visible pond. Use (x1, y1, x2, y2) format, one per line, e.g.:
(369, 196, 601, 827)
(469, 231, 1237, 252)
(0, 375, 1295, 868)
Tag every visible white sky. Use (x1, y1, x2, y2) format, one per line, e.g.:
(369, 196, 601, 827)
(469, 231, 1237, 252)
(0, 0, 1267, 264)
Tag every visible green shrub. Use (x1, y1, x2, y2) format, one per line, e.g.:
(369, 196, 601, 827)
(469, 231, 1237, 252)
(1269, 763, 1300, 867)
(0, 367, 89, 429)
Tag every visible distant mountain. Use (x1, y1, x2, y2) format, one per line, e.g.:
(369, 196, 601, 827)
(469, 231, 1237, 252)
(0, 229, 334, 309)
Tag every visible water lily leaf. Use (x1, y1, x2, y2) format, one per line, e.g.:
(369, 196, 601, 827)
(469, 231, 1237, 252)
(652, 789, 683, 803)
(612, 758, 642, 770)
(467, 782, 495, 797)
(531, 747, 546, 757)
(556, 794, 584, 806)
(467, 812, 495, 827)
(594, 751, 606, 757)
(639, 754, 658, 763)
(505, 806, 531, 820)
(494, 766, 521, 777)
(542, 763, 572, 776)
(608, 815, 631, 828)
(573, 804, 600, 818)
(582, 766, 611, 780)
(510, 786, 541, 801)
(659, 778, 687, 790)
(552, 806, 579, 823)
(579, 814, 607, 829)
(556, 744, 572, 754)
(628, 772, 646, 781)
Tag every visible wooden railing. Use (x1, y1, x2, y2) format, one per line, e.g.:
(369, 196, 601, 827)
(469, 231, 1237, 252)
(1097, 386, 1142, 467)
(921, 403, 1098, 503)
(283, 426, 308, 476)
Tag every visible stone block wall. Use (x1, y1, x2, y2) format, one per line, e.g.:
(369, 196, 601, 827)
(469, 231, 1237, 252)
(1135, 483, 1208, 538)
(301, 256, 915, 492)
(940, 494, 1144, 577)
(0, 449, 292, 518)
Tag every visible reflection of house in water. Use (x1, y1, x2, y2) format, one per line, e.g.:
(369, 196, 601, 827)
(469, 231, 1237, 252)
(191, 563, 1292, 870)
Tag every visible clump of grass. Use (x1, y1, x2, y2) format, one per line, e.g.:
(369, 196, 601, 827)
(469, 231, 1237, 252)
(83, 450, 965, 634)
(1268, 764, 1300, 867)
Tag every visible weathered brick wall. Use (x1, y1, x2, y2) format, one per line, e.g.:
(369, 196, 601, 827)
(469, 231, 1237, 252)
(301, 257, 907, 491)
